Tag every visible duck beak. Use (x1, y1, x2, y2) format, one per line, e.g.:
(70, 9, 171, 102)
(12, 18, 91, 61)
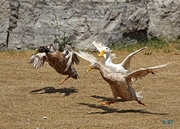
(34, 49, 39, 55)
(98, 50, 105, 57)
(86, 66, 92, 72)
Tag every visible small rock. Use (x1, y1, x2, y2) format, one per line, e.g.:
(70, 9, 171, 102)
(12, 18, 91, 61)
(61, 93, 66, 97)
(43, 116, 47, 119)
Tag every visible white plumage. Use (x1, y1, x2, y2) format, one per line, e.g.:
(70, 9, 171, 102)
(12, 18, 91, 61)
(92, 41, 146, 74)
(75, 51, 170, 106)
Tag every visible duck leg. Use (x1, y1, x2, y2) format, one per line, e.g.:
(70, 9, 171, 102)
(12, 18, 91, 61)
(136, 99, 146, 106)
(59, 76, 70, 85)
(101, 92, 117, 105)
(101, 96, 117, 105)
(101, 100, 116, 105)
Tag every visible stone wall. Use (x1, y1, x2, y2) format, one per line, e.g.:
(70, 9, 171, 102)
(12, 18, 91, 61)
(148, 0, 180, 39)
(0, 0, 179, 50)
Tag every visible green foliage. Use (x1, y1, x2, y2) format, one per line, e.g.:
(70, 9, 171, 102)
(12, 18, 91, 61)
(1, 49, 15, 55)
(52, 13, 76, 52)
(144, 37, 168, 49)
(108, 37, 176, 53)
(54, 32, 67, 52)
(52, 12, 66, 52)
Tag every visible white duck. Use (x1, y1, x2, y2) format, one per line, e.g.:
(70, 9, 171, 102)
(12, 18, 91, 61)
(75, 51, 170, 106)
(92, 41, 146, 74)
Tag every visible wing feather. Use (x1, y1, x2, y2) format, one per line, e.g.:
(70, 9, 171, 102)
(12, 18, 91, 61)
(126, 63, 171, 80)
(92, 41, 116, 59)
(74, 51, 97, 64)
(121, 47, 146, 69)
(30, 53, 46, 69)
(64, 45, 80, 71)
(92, 41, 106, 52)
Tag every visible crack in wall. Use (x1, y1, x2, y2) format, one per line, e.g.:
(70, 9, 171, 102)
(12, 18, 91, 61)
(7, 0, 20, 47)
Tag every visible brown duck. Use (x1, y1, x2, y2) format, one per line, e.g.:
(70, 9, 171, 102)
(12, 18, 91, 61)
(30, 43, 79, 84)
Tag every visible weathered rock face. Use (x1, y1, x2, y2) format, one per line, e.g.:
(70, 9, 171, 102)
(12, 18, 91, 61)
(0, 0, 179, 50)
(148, 0, 180, 39)
(0, 0, 10, 50)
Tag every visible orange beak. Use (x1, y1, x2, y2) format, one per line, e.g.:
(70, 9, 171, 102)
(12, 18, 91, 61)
(86, 66, 93, 72)
(98, 50, 105, 57)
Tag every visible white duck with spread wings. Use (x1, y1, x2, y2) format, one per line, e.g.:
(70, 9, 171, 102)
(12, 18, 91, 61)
(92, 41, 146, 74)
(75, 51, 170, 106)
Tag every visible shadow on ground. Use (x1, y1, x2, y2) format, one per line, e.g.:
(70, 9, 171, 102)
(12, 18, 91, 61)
(78, 102, 168, 115)
(91, 95, 126, 102)
(79, 95, 168, 115)
(30, 86, 78, 96)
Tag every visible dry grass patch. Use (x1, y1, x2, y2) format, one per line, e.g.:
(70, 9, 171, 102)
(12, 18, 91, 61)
(0, 49, 180, 129)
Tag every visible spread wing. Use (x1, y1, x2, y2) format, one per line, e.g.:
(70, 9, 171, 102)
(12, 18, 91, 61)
(65, 44, 80, 65)
(30, 53, 46, 69)
(126, 63, 171, 81)
(74, 51, 97, 64)
(64, 45, 80, 71)
(74, 51, 112, 72)
(92, 41, 116, 59)
(121, 47, 146, 70)
(92, 41, 106, 53)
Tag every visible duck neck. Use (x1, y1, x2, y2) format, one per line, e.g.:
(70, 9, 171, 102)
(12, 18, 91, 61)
(105, 51, 112, 63)
(94, 63, 111, 77)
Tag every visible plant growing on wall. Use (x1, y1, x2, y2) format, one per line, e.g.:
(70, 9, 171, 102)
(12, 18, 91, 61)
(52, 12, 76, 52)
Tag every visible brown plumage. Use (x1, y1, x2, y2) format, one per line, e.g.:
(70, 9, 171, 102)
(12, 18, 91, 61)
(30, 43, 79, 84)
(75, 51, 170, 106)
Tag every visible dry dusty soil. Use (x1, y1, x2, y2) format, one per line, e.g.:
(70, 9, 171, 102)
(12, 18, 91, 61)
(0, 49, 180, 129)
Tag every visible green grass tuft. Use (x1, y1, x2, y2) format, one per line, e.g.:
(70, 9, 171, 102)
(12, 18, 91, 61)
(108, 37, 180, 53)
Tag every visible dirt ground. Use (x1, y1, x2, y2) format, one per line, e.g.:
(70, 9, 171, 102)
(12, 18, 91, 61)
(0, 49, 180, 129)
